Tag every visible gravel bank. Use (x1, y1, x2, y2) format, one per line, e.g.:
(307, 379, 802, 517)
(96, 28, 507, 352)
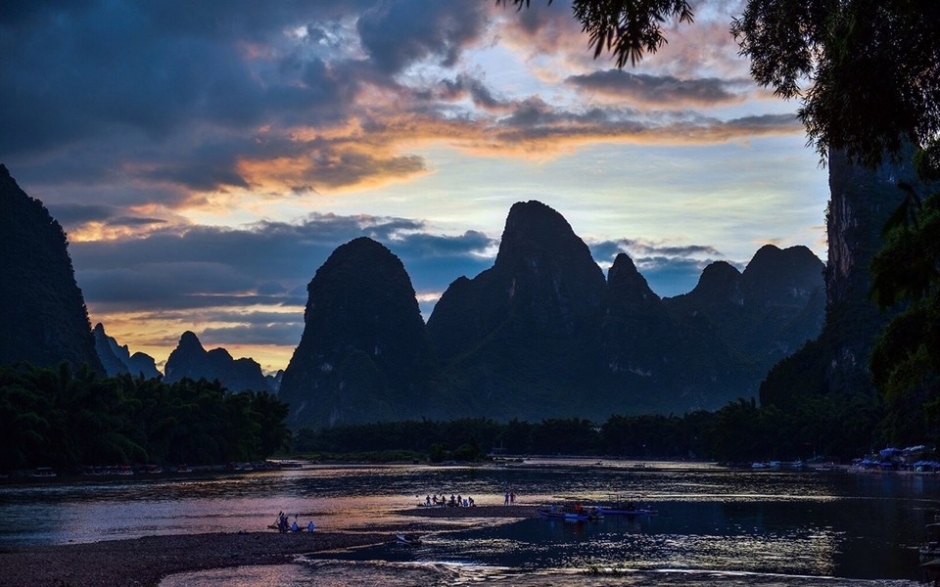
(0, 531, 386, 587)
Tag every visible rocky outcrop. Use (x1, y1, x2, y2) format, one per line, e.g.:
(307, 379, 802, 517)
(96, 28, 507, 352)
(0, 164, 103, 373)
(278, 237, 441, 429)
(164, 331, 271, 393)
(93, 323, 160, 378)
(427, 201, 607, 416)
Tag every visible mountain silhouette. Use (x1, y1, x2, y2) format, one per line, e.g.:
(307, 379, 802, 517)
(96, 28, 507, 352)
(279, 237, 442, 429)
(164, 331, 272, 393)
(0, 165, 103, 373)
(93, 323, 160, 379)
(281, 201, 825, 428)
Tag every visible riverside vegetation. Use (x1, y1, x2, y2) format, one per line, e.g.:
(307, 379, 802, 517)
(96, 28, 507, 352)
(0, 362, 290, 472)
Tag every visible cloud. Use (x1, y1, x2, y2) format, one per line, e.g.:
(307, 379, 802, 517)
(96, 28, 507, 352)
(589, 237, 729, 297)
(201, 322, 305, 347)
(566, 70, 750, 108)
(71, 213, 498, 314)
(436, 74, 511, 112)
(0, 0, 806, 216)
(357, 1, 489, 74)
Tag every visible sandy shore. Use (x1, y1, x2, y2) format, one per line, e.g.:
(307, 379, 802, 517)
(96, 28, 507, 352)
(0, 506, 539, 587)
(0, 531, 385, 587)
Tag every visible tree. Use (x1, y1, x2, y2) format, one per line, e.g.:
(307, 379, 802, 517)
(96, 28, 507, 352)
(499, 0, 940, 169)
(869, 156, 940, 447)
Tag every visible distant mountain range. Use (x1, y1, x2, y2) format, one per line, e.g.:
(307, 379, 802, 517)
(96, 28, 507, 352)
(1, 163, 824, 427)
(95, 324, 282, 393)
(280, 201, 825, 429)
(163, 330, 280, 394)
(93, 323, 162, 379)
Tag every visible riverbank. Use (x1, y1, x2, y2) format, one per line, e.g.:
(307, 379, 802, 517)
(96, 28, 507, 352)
(0, 506, 540, 586)
(0, 530, 387, 587)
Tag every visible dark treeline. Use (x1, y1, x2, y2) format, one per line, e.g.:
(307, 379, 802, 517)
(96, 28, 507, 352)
(294, 394, 885, 463)
(0, 362, 291, 472)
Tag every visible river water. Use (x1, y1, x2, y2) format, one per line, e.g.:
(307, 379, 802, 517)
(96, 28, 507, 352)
(0, 458, 934, 586)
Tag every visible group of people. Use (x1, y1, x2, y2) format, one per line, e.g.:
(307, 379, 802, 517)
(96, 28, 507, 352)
(424, 493, 475, 508)
(275, 511, 314, 533)
(504, 488, 517, 505)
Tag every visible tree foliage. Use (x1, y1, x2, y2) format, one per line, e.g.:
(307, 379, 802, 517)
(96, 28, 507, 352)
(869, 157, 940, 447)
(0, 363, 291, 472)
(293, 402, 875, 462)
(732, 0, 940, 168)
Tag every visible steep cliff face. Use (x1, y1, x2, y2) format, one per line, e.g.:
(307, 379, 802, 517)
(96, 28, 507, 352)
(94, 323, 130, 376)
(824, 150, 915, 374)
(601, 253, 677, 381)
(739, 245, 826, 362)
(427, 200, 607, 416)
(760, 150, 916, 408)
(0, 165, 103, 373)
(596, 254, 690, 412)
(164, 331, 270, 393)
(279, 237, 440, 429)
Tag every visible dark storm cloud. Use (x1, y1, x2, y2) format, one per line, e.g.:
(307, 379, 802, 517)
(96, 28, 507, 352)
(71, 214, 497, 313)
(357, 1, 488, 74)
(0, 0, 412, 191)
(566, 69, 747, 107)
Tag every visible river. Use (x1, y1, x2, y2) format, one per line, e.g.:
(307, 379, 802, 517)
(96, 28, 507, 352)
(0, 458, 934, 586)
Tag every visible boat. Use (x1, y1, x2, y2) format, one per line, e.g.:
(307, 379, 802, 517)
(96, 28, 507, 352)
(396, 533, 422, 545)
(30, 467, 56, 479)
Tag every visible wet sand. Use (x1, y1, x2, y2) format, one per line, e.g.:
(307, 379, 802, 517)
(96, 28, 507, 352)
(0, 506, 539, 586)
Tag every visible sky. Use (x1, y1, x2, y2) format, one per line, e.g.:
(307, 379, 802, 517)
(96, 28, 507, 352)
(0, 0, 830, 374)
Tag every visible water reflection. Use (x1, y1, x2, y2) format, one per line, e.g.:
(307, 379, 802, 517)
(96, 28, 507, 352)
(1, 459, 936, 583)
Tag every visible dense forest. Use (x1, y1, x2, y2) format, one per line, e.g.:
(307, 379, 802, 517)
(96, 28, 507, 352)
(0, 362, 291, 472)
(293, 393, 888, 464)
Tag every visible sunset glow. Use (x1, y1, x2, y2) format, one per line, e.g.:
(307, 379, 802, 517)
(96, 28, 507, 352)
(0, 1, 829, 372)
